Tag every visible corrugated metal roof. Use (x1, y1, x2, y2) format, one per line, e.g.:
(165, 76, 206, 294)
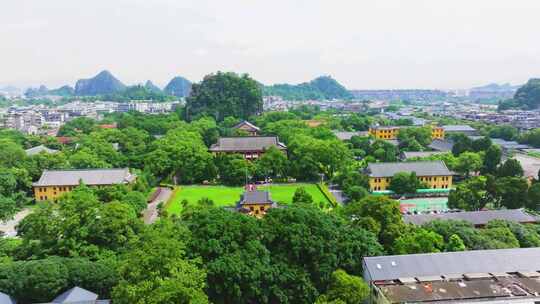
(33, 168, 135, 187)
(403, 209, 540, 226)
(209, 136, 286, 152)
(366, 160, 452, 178)
(363, 247, 540, 282)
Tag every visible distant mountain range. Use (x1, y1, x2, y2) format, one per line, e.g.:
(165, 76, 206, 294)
(263, 76, 353, 101)
(468, 83, 521, 101)
(21, 70, 192, 100)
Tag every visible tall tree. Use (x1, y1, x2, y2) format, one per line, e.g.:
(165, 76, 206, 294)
(185, 72, 262, 122)
(316, 270, 369, 304)
(497, 158, 524, 177)
(482, 145, 502, 174)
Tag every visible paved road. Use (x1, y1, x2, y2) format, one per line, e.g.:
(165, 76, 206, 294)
(143, 187, 172, 224)
(0, 208, 32, 237)
(328, 184, 346, 205)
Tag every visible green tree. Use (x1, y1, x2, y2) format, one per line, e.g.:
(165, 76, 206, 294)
(292, 187, 314, 205)
(454, 152, 482, 177)
(216, 154, 255, 186)
(445, 234, 466, 252)
(145, 129, 215, 184)
(0, 258, 69, 303)
(488, 177, 529, 209)
(482, 145, 502, 174)
(316, 270, 369, 304)
(388, 172, 422, 194)
(69, 149, 112, 169)
(112, 221, 208, 304)
(340, 196, 404, 250)
(254, 146, 289, 179)
(451, 133, 473, 156)
(497, 158, 524, 177)
(472, 136, 492, 152)
(448, 176, 490, 211)
(185, 72, 262, 122)
(527, 182, 540, 211)
(393, 228, 444, 254)
(0, 139, 26, 168)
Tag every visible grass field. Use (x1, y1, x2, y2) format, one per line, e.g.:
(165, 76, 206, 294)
(166, 183, 331, 215)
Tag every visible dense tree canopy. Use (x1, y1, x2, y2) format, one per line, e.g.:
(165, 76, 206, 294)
(186, 72, 262, 122)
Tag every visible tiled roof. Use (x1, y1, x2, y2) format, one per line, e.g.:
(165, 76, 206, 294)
(209, 136, 286, 152)
(239, 190, 276, 205)
(333, 131, 369, 141)
(403, 209, 540, 226)
(428, 139, 454, 152)
(33, 168, 135, 187)
(25, 145, 59, 156)
(363, 247, 540, 282)
(442, 125, 476, 132)
(366, 160, 452, 178)
(233, 121, 260, 131)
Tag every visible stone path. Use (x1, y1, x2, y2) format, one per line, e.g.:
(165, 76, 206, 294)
(0, 208, 32, 237)
(143, 187, 172, 224)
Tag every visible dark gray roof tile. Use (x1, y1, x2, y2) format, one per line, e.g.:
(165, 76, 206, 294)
(366, 161, 452, 178)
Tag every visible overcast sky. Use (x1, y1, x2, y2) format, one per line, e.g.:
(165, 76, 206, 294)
(2, 0, 540, 89)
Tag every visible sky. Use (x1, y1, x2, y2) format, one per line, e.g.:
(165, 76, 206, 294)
(1, 0, 540, 90)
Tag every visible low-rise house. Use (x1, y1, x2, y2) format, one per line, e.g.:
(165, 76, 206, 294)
(363, 248, 540, 304)
(404, 209, 540, 227)
(209, 136, 287, 160)
(368, 125, 445, 140)
(25, 145, 59, 156)
(33, 168, 136, 201)
(365, 161, 453, 191)
(235, 189, 278, 217)
(233, 121, 260, 136)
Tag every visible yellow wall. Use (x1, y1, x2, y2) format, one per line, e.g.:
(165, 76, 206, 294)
(242, 203, 273, 217)
(369, 175, 453, 191)
(369, 127, 400, 139)
(369, 126, 445, 140)
(431, 127, 445, 139)
(34, 185, 77, 201)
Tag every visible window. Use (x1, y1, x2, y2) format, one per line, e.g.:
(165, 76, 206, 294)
(255, 210, 259, 215)
(260, 206, 265, 211)
(250, 206, 254, 211)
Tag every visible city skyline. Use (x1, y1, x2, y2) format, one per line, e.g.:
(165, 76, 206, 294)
(2, 0, 540, 89)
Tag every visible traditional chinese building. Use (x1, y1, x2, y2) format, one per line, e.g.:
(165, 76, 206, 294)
(233, 121, 260, 136)
(209, 136, 287, 160)
(235, 189, 278, 217)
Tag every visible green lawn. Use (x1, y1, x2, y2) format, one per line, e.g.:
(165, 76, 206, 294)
(166, 183, 331, 215)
